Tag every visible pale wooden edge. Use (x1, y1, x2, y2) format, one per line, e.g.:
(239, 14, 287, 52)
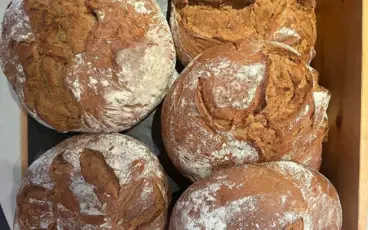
(360, 1, 368, 229)
(20, 109, 28, 177)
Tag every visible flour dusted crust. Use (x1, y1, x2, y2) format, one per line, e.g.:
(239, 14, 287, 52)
(15, 134, 170, 229)
(169, 161, 342, 230)
(170, 0, 316, 65)
(0, 0, 176, 132)
(161, 41, 330, 181)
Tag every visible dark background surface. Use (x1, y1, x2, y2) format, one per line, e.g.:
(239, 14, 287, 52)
(0, 205, 10, 230)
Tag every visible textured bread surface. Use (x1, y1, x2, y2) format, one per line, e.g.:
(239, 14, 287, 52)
(14, 133, 170, 229)
(0, 0, 176, 132)
(162, 41, 330, 181)
(169, 161, 342, 230)
(171, 0, 316, 65)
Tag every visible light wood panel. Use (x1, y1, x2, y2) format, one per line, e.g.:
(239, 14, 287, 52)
(360, 0, 368, 229)
(313, 0, 364, 229)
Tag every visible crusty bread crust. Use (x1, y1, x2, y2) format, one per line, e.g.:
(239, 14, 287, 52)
(170, 0, 317, 65)
(162, 41, 330, 181)
(15, 133, 170, 229)
(170, 161, 342, 230)
(0, 0, 176, 132)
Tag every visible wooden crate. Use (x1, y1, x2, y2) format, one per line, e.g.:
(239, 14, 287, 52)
(16, 0, 368, 229)
(313, 0, 367, 229)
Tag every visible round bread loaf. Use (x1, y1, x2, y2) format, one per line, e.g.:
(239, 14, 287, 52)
(162, 41, 330, 181)
(170, 0, 316, 65)
(170, 161, 342, 230)
(0, 0, 176, 132)
(14, 133, 170, 229)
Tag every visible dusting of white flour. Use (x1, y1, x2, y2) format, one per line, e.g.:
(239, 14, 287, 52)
(273, 27, 301, 41)
(3, 0, 175, 133)
(16, 134, 167, 229)
(172, 162, 342, 229)
(64, 4, 175, 132)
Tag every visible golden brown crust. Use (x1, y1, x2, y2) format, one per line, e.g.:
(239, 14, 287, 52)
(1, 0, 176, 132)
(162, 41, 330, 181)
(169, 161, 342, 230)
(170, 0, 317, 65)
(15, 134, 170, 230)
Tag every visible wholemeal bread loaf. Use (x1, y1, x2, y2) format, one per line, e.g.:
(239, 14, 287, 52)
(14, 134, 170, 229)
(0, 0, 176, 132)
(170, 0, 317, 65)
(162, 41, 330, 181)
(170, 161, 342, 230)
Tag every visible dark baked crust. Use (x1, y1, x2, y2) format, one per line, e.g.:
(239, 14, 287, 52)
(170, 0, 317, 65)
(14, 134, 170, 229)
(0, 0, 176, 132)
(162, 41, 330, 181)
(169, 161, 342, 230)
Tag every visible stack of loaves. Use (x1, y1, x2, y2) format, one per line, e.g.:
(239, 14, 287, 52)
(0, 0, 342, 229)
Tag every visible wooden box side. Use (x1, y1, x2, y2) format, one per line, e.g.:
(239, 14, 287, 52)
(17, 0, 368, 228)
(314, 0, 366, 229)
(361, 0, 368, 229)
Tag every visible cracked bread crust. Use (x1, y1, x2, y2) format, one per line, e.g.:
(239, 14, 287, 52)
(169, 162, 342, 230)
(170, 0, 316, 65)
(161, 41, 330, 181)
(0, 0, 176, 132)
(14, 134, 170, 230)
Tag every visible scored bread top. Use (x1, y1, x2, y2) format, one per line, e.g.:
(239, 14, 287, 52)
(169, 161, 342, 230)
(15, 133, 169, 230)
(170, 0, 316, 65)
(0, 0, 176, 132)
(162, 40, 330, 181)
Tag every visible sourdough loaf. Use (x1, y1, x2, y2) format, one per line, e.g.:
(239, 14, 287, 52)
(162, 40, 330, 181)
(14, 134, 170, 229)
(170, 161, 342, 230)
(171, 0, 317, 65)
(0, 0, 176, 132)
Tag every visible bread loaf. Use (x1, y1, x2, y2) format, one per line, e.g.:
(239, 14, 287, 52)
(169, 161, 342, 230)
(162, 41, 330, 181)
(0, 0, 176, 132)
(170, 0, 317, 65)
(14, 134, 170, 229)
